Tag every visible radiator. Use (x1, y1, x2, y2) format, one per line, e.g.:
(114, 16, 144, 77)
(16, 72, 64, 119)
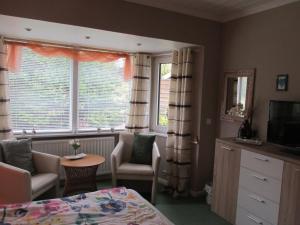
(32, 136, 115, 179)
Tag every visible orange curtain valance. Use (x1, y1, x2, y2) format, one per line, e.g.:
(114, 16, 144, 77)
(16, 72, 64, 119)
(7, 42, 132, 80)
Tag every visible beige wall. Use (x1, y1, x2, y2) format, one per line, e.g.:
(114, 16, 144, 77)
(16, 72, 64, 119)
(0, 0, 222, 191)
(4, 0, 300, 193)
(219, 2, 300, 140)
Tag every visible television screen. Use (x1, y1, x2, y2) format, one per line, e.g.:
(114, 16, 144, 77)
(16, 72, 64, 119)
(267, 100, 300, 148)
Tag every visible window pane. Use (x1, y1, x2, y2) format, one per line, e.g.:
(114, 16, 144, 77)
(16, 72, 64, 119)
(8, 47, 72, 132)
(78, 59, 131, 129)
(158, 63, 171, 126)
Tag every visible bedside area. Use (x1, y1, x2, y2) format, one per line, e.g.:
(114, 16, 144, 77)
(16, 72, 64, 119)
(212, 138, 300, 225)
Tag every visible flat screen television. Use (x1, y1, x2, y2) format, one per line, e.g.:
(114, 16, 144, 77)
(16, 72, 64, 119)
(267, 100, 300, 153)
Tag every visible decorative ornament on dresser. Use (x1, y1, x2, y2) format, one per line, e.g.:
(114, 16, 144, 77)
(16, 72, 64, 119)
(238, 119, 252, 139)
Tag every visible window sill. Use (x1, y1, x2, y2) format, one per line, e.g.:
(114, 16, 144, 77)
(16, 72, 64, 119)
(149, 130, 168, 138)
(15, 130, 124, 141)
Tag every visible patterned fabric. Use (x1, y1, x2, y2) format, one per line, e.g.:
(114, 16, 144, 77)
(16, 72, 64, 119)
(166, 48, 193, 194)
(0, 187, 172, 225)
(0, 37, 13, 140)
(126, 54, 151, 132)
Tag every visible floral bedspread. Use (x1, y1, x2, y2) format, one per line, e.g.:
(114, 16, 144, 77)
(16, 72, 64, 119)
(0, 188, 173, 225)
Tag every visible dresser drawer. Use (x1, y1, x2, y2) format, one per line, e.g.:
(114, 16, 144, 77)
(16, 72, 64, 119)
(241, 150, 283, 180)
(236, 207, 273, 225)
(239, 167, 282, 203)
(237, 188, 279, 225)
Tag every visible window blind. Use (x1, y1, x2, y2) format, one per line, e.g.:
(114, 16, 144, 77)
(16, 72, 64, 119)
(8, 47, 72, 132)
(78, 59, 131, 130)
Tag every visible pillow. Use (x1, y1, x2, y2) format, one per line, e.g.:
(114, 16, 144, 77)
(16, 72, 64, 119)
(130, 134, 156, 165)
(0, 139, 36, 174)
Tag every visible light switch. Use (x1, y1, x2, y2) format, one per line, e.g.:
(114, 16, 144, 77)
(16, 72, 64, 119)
(206, 118, 212, 125)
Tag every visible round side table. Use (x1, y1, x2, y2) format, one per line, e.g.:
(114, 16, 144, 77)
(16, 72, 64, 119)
(61, 154, 105, 196)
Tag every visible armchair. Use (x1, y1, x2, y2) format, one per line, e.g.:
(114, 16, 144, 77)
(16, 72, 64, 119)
(0, 151, 60, 204)
(111, 132, 161, 204)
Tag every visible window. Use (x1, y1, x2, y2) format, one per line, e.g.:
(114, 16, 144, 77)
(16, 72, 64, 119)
(150, 55, 172, 133)
(158, 63, 171, 126)
(78, 60, 131, 130)
(8, 47, 131, 134)
(9, 48, 72, 132)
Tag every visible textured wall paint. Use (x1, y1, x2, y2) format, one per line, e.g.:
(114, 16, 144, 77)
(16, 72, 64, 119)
(0, 0, 222, 191)
(219, 1, 300, 140)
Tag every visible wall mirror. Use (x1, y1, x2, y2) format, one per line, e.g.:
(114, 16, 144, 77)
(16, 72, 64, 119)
(221, 69, 255, 121)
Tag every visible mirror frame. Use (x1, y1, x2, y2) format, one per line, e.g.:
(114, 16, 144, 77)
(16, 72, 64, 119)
(221, 69, 256, 122)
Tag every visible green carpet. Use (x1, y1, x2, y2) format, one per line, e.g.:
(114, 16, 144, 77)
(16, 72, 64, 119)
(97, 180, 231, 225)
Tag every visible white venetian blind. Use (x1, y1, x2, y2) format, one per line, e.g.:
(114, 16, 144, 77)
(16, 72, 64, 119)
(78, 59, 131, 130)
(8, 47, 72, 132)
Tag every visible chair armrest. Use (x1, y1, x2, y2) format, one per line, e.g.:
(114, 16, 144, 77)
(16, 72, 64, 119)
(152, 142, 161, 176)
(111, 141, 124, 174)
(32, 151, 60, 177)
(0, 162, 31, 204)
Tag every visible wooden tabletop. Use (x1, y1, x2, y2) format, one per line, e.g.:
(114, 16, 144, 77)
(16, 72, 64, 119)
(61, 154, 105, 168)
(217, 137, 300, 166)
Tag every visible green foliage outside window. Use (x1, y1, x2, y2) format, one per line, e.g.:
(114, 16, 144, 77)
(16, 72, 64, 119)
(158, 63, 171, 127)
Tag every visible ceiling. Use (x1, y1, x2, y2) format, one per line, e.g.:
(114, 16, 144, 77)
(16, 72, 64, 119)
(0, 14, 195, 53)
(125, 0, 299, 22)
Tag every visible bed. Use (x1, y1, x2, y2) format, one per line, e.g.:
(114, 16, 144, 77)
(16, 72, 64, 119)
(0, 187, 174, 225)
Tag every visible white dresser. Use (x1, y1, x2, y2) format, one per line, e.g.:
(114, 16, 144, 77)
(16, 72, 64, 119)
(236, 150, 283, 225)
(212, 138, 300, 225)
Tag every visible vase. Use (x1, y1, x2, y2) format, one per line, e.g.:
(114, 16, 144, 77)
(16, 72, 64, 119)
(238, 119, 252, 139)
(74, 149, 78, 155)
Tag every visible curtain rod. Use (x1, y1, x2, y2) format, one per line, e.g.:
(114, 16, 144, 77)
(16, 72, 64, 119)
(4, 37, 135, 56)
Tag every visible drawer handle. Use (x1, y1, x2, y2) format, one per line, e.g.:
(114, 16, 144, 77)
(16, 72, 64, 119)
(247, 215, 264, 224)
(252, 174, 268, 182)
(248, 194, 266, 203)
(254, 156, 269, 162)
(221, 146, 233, 151)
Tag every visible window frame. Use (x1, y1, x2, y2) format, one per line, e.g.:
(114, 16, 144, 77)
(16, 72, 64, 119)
(150, 54, 172, 134)
(8, 48, 74, 135)
(9, 48, 130, 136)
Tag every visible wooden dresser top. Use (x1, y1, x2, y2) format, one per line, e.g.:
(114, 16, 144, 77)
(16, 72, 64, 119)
(217, 137, 300, 166)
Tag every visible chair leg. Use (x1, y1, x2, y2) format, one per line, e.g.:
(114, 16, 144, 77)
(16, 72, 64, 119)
(112, 176, 117, 187)
(151, 178, 158, 205)
(55, 180, 60, 197)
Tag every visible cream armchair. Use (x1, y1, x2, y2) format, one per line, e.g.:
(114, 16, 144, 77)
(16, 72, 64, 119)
(0, 151, 60, 204)
(111, 132, 161, 204)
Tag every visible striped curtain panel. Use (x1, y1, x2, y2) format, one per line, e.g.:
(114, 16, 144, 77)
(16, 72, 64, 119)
(0, 37, 13, 140)
(166, 48, 193, 194)
(126, 54, 151, 132)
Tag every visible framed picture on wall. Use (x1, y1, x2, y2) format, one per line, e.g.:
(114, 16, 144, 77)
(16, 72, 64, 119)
(276, 74, 288, 91)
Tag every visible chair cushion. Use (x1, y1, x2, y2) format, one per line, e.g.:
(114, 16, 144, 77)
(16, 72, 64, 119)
(0, 139, 36, 174)
(31, 173, 58, 194)
(129, 134, 155, 165)
(117, 163, 154, 176)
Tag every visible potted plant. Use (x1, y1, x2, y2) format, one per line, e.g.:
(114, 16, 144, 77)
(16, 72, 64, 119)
(69, 139, 80, 155)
